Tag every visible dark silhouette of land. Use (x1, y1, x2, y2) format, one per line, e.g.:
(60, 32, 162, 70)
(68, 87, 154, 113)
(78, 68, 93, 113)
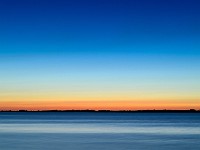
(0, 109, 200, 113)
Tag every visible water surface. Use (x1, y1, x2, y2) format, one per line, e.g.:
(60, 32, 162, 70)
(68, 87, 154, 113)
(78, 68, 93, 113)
(0, 112, 200, 150)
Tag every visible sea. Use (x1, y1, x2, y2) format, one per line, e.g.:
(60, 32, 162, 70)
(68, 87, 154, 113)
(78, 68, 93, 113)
(0, 112, 200, 150)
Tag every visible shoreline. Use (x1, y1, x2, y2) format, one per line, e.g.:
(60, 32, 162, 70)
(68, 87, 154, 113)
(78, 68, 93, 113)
(0, 109, 200, 113)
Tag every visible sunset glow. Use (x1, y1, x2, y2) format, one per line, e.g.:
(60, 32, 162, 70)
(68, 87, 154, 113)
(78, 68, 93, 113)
(0, 0, 199, 111)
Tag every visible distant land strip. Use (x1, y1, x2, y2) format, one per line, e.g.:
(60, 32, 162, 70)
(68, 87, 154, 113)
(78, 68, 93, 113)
(0, 109, 200, 113)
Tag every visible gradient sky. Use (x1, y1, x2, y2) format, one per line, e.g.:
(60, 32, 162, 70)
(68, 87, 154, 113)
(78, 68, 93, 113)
(0, 0, 200, 110)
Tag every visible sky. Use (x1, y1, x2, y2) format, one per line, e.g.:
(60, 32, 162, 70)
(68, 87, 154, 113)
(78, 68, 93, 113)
(0, 0, 200, 110)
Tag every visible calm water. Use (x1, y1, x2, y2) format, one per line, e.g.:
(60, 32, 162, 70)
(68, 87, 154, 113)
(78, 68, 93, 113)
(0, 112, 200, 150)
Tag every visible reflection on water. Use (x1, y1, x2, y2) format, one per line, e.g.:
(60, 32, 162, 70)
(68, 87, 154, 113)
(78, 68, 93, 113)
(0, 112, 200, 150)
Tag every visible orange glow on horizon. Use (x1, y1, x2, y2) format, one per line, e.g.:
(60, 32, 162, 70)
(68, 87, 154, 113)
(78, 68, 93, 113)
(0, 100, 199, 111)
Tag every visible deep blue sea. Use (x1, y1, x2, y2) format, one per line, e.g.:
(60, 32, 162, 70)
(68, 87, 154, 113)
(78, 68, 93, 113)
(0, 112, 200, 150)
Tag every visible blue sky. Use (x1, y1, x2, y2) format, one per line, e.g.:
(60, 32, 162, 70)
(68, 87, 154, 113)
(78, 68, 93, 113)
(0, 0, 199, 55)
(0, 0, 199, 109)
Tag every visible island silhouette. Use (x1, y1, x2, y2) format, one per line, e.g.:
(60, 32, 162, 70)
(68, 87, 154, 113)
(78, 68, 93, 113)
(1, 109, 199, 113)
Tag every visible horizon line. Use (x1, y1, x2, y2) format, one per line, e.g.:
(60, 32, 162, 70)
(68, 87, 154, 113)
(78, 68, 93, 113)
(1, 109, 200, 113)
